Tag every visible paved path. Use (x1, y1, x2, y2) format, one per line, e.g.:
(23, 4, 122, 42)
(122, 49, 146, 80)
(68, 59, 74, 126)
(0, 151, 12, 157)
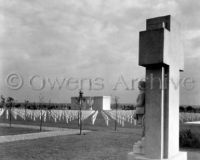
(0, 123, 90, 143)
(185, 121, 200, 125)
(0, 123, 75, 131)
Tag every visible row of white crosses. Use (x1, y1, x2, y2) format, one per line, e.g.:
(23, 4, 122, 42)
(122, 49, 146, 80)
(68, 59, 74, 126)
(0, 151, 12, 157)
(0, 108, 10, 119)
(180, 112, 200, 124)
(9, 108, 45, 121)
(0, 108, 5, 117)
(101, 111, 110, 126)
(105, 110, 125, 127)
(103, 110, 137, 126)
(82, 110, 95, 121)
(3, 108, 200, 125)
(3, 108, 95, 124)
(26, 109, 43, 121)
(91, 110, 98, 125)
(50, 110, 74, 123)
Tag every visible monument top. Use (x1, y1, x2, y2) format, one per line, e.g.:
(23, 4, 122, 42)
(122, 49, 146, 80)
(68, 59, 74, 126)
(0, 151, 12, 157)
(139, 15, 184, 71)
(146, 15, 171, 31)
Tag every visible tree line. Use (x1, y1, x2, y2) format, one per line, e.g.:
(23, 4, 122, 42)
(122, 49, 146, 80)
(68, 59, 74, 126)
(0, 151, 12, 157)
(180, 105, 200, 113)
(0, 95, 71, 110)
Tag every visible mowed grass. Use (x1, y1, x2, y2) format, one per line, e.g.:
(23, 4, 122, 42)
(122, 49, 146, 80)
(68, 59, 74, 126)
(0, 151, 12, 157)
(181, 124, 200, 141)
(0, 113, 141, 160)
(0, 128, 141, 160)
(0, 127, 41, 136)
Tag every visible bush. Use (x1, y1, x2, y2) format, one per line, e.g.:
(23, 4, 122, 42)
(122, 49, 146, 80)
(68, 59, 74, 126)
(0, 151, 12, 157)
(179, 106, 185, 112)
(180, 129, 200, 148)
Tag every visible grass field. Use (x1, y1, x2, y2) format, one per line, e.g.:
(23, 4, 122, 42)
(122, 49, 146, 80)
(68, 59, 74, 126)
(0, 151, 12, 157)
(0, 112, 142, 160)
(0, 127, 41, 136)
(0, 127, 141, 160)
(180, 124, 200, 149)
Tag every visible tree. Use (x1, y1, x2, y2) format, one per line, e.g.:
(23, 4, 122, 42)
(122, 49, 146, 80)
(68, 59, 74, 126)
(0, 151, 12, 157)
(0, 95, 5, 108)
(114, 96, 119, 131)
(24, 100, 29, 119)
(186, 106, 193, 113)
(87, 97, 94, 110)
(75, 90, 86, 135)
(180, 106, 185, 112)
(38, 95, 44, 132)
(6, 97, 14, 127)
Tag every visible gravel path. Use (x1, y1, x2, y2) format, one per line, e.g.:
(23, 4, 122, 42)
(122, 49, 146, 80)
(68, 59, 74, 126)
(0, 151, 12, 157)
(0, 123, 90, 143)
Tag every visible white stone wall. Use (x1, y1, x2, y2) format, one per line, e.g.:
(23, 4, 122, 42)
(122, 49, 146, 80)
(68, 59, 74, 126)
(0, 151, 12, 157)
(102, 96, 111, 110)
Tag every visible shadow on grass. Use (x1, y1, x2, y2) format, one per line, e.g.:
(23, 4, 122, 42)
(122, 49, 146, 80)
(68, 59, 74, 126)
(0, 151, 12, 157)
(180, 129, 200, 149)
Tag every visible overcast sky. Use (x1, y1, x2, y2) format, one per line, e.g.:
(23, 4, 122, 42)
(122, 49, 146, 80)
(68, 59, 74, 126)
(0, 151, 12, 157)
(0, 0, 200, 105)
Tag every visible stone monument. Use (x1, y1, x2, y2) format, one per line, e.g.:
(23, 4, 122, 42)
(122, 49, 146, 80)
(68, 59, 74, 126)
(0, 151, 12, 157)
(128, 15, 187, 160)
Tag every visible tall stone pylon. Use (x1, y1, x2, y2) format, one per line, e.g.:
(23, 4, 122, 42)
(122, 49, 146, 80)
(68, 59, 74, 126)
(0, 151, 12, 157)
(128, 15, 187, 160)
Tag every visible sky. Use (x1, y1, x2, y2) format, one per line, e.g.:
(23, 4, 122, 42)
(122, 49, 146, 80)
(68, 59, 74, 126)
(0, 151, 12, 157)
(0, 0, 200, 105)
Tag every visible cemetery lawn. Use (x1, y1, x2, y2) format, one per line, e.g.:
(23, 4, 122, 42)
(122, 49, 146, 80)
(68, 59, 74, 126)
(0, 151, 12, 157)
(0, 126, 41, 136)
(0, 128, 141, 160)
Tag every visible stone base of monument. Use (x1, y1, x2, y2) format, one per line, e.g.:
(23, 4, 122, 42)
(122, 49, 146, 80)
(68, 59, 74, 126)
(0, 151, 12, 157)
(127, 138, 187, 160)
(132, 137, 145, 154)
(127, 152, 187, 160)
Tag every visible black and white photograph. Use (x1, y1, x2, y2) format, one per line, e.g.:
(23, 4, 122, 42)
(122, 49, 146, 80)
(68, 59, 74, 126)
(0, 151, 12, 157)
(0, 0, 200, 160)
